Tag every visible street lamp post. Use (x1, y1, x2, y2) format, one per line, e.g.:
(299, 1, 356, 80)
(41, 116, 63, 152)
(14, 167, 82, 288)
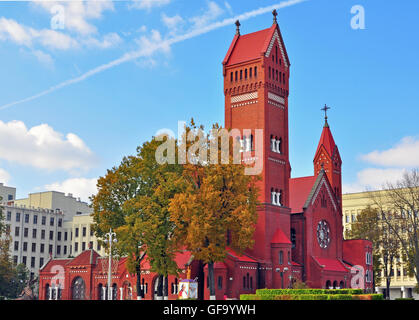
(104, 228, 117, 300)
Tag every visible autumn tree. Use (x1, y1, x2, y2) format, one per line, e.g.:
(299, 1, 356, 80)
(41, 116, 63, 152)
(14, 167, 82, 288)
(169, 122, 259, 300)
(370, 169, 419, 294)
(345, 206, 401, 298)
(92, 137, 183, 300)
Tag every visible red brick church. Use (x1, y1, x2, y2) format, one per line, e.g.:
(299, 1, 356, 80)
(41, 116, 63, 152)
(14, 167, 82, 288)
(38, 12, 373, 300)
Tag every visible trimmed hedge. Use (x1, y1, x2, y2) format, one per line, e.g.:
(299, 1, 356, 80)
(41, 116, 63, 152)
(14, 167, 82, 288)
(240, 293, 384, 301)
(255, 289, 363, 296)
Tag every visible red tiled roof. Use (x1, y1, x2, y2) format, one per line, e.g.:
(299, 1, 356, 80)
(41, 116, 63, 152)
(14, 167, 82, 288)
(224, 27, 272, 66)
(315, 124, 336, 158)
(289, 176, 316, 213)
(226, 247, 257, 263)
(67, 249, 100, 266)
(271, 229, 291, 244)
(41, 258, 71, 273)
(204, 262, 228, 270)
(313, 257, 348, 273)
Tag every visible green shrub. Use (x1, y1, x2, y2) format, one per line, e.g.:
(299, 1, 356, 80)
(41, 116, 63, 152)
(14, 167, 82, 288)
(240, 294, 261, 300)
(328, 294, 353, 300)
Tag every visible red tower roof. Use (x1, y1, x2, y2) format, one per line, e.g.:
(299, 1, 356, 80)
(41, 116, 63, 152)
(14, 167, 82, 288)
(223, 23, 290, 67)
(271, 228, 291, 244)
(315, 122, 337, 158)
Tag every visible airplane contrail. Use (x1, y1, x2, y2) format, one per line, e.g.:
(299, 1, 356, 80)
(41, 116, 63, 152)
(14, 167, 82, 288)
(0, 0, 308, 111)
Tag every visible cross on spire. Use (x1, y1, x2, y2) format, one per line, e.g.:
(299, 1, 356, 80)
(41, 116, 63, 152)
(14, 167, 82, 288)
(235, 20, 241, 35)
(321, 104, 331, 127)
(272, 9, 278, 24)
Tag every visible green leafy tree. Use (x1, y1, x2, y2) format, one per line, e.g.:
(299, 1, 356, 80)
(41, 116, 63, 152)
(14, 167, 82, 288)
(345, 206, 401, 299)
(92, 137, 183, 299)
(169, 122, 260, 300)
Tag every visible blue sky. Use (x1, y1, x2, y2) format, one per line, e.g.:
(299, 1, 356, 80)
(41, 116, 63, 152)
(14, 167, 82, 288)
(0, 0, 418, 201)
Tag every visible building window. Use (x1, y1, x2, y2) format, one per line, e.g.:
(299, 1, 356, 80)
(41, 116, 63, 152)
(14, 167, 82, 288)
(42, 216, 46, 225)
(75, 242, 79, 252)
(230, 72, 233, 82)
(32, 229, 37, 239)
(13, 256, 18, 265)
(82, 242, 86, 251)
(279, 251, 284, 265)
(240, 70, 242, 80)
(291, 228, 296, 248)
(23, 242, 28, 252)
(14, 241, 19, 251)
(245, 68, 248, 79)
(40, 244, 45, 253)
(6, 211, 11, 221)
(50, 217, 54, 226)
(254, 67, 257, 78)
(22, 256, 27, 266)
(64, 232, 68, 241)
(31, 243, 36, 252)
(8, 194, 13, 201)
(25, 214, 29, 223)
(41, 230, 45, 240)
(82, 227, 87, 237)
(16, 212, 21, 222)
(15, 227, 19, 237)
(58, 232, 62, 241)
(249, 67, 252, 78)
(40, 258, 44, 268)
(75, 228, 79, 238)
(24, 228, 28, 238)
(49, 231, 54, 240)
(64, 246, 67, 255)
(217, 276, 223, 290)
(235, 71, 238, 81)
(57, 246, 61, 255)
(58, 219, 62, 227)
(49, 245, 53, 254)
(90, 228, 94, 237)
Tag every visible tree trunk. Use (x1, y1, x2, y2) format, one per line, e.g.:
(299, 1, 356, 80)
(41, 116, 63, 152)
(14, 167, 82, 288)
(136, 264, 142, 300)
(156, 275, 164, 300)
(386, 277, 391, 300)
(208, 262, 216, 300)
(163, 276, 169, 300)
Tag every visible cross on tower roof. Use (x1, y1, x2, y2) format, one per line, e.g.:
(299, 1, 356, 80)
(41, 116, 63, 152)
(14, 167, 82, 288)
(272, 9, 278, 24)
(235, 20, 241, 35)
(321, 104, 330, 127)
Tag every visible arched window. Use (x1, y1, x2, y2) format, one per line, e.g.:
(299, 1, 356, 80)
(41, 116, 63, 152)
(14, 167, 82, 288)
(217, 276, 223, 290)
(235, 71, 238, 81)
(246, 273, 250, 289)
(291, 228, 296, 248)
(98, 283, 103, 300)
(245, 69, 248, 79)
(250, 276, 253, 289)
(243, 276, 246, 289)
(254, 67, 257, 78)
(230, 72, 233, 82)
(333, 281, 338, 289)
(339, 281, 345, 289)
(45, 283, 50, 300)
(325, 280, 332, 289)
(249, 67, 252, 78)
(279, 251, 283, 265)
(240, 70, 243, 80)
(112, 283, 118, 300)
(269, 67, 271, 79)
(71, 277, 86, 300)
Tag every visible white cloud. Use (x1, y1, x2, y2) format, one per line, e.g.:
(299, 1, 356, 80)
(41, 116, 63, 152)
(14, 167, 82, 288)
(45, 177, 98, 203)
(343, 168, 408, 194)
(34, 1, 114, 35)
(82, 32, 122, 49)
(130, 0, 172, 10)
(0, 120, 97, 172)
(0, 17, 78, 50)
(31, 49, 54, 67)
(361, 136, 419, 168)
(189, 1, 225, 28)
(161, 13, 185, 32)
(0, 168, 11, 185)
(0, 0, 308, 110)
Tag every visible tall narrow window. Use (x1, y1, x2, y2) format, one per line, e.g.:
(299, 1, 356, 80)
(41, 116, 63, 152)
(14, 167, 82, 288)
(279, 251, 283, 265)
(269, 67, 271, 79)
(275, 46, 278, 64)
(245, 69, 248, 79)
(240, 70, 242, 80)
(230, 72, 233, 82)
(249, 67, 252, 78)
(235, 71, 238, 81)
(254, 67, 257, 78)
